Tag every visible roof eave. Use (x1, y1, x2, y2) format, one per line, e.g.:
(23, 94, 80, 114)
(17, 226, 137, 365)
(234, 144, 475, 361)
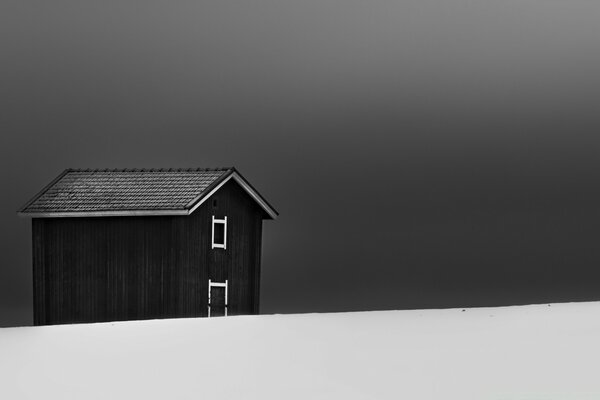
(17, 210, 190, 218)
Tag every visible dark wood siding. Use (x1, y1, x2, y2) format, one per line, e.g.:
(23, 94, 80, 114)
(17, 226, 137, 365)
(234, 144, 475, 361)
(32, 180, 266, 325)
(201, 180, 265, 316)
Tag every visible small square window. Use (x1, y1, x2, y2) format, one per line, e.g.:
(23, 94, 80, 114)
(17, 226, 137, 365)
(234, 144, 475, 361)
(212, 216, 227, 249)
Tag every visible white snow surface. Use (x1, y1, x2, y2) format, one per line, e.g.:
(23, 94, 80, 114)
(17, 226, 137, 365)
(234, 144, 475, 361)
(1, 302, 600, 399)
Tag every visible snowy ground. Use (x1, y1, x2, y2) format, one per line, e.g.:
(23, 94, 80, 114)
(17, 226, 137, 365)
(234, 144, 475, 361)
(1, 302, 600, 399)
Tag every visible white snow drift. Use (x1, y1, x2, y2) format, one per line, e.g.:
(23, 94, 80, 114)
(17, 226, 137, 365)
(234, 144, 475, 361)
(1, 302, 600, 399)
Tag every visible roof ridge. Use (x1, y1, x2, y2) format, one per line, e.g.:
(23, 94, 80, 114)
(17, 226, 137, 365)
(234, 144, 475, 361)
(67, 167, 234, 173)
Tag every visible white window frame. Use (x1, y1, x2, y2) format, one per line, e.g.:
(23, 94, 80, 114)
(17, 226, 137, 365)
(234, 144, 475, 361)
(211, 215, 227, 249)
(208, 279, 228, 317)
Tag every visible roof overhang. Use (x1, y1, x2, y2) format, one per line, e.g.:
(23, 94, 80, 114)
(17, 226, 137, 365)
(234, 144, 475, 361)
(18, 210, 190, 218)
(186, 170, 278, 219)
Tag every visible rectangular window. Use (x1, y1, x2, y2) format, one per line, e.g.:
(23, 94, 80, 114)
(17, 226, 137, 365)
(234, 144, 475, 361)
(208, 279, 228, 317)
(212, 215, 227, 249)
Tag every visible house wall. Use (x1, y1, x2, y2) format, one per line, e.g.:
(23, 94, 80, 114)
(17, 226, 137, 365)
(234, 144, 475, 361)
(32, 180, 265, 325)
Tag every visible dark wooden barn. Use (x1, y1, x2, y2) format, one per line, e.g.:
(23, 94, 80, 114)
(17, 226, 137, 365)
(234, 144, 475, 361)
(18, 167, 278, 326)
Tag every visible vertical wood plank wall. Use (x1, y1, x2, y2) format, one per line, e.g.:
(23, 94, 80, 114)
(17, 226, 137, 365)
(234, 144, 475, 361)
(32, 180, 267, 325)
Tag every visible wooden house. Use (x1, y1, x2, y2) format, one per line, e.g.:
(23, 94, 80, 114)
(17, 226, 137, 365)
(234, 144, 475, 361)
(18, 168, 278, 325)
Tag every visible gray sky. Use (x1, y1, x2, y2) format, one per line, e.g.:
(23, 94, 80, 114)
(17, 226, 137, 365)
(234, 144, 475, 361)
(2, 0, 600, 326)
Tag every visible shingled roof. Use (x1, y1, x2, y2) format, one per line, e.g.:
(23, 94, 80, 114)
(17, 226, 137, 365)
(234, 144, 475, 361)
(18, 168, 278, 219)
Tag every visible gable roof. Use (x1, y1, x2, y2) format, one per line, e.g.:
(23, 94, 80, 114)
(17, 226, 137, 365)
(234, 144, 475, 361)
(18, 167, 278, 219)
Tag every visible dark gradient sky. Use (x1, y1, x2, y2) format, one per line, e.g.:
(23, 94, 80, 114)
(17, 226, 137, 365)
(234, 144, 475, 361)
(2, 0, 600, 326)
